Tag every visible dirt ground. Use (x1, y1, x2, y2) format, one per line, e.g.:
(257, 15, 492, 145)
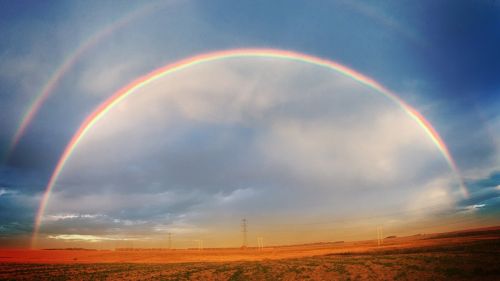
(1, 227, 499, 280)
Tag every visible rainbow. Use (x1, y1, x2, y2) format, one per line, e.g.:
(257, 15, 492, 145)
(6, 3, 160, 160)
(31, 48, 467, 248)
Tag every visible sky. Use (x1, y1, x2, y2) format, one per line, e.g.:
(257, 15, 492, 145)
(0, 0, 499, 249)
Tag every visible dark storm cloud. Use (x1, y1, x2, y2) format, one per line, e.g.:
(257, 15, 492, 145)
(48, 189, 207, 223)
(0, 166, 46, 194)
(458, 171, 500, 209)
(470, 171, 500, 189)
(0, 189, 37, 237)
(0, 166, 45, 237)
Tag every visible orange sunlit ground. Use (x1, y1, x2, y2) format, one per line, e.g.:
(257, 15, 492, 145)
(1, 226, 499, 280)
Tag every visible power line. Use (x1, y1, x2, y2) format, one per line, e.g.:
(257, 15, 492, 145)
(248, 202, 465, 228)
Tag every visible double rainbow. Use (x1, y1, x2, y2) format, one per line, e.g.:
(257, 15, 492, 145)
(6, 3, 160, 160)
(31, 48, 467, 248)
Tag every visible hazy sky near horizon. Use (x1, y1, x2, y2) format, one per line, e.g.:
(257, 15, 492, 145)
(0, 0, 499, 248)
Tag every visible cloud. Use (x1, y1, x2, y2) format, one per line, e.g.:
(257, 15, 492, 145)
(0, 188, 16, 197)
(215, 187, 256, 204)
(406, 175, 456, 217)
(77, 58, 147, 97)
(0, 187, 39, 237)
(44, 213, 102, 221)
(0, 1, 497, 247)
(257, 109, 441, 191)
(45, 190, 202, 221)
(36, 57, 464, 245)
(153, 222, 206, 235)
(48, 234, 136, 242)
(457, 171, 500, 210)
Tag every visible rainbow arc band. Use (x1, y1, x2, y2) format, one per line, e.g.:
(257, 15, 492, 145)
(6, 3, 160, 159)
(31, 48, 467, 248)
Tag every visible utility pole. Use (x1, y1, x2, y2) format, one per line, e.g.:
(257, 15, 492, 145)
(241, 218, 247, 248)
(194, 239, 203, 251)
(377, 226, 384, 246)
(377, 227, 380, 246)
(257, 237, 264, 251)
(380, 226, 384, 245)
(168, 232, 172, 249)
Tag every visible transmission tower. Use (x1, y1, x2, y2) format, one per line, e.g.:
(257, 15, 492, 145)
(241, 218, 247, 248)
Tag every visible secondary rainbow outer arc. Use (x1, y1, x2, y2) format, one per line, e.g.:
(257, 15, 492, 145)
(31, 48, 467, 247)
(6, 3, 159, 160)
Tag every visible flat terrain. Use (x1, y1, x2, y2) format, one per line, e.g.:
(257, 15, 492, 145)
(1, 226, 500, 280)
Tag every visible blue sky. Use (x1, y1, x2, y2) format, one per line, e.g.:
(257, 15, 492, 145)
(0, 0, 499, 248)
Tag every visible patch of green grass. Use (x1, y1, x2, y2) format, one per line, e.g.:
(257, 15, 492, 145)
(441, 267, 463, 277)
(214, 264, 231, 273)
(406, 264, 421, 271)
(373, 260, 395, 267)
(228, 267, 246, 281)
(255, 263, 268, 273)
(326, 263, 348, 275)
(394, 270, 407, 280)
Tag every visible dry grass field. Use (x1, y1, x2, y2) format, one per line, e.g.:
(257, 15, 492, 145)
(1, 226, 499, 280)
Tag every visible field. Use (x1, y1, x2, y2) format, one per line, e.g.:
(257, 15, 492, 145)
(1, 227, 500, 280)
